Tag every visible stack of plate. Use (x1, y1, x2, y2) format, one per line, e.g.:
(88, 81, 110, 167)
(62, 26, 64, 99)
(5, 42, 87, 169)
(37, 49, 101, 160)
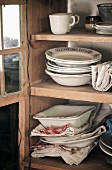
(94, 22, 112, 35)
(31, 104, 103, 148)
(45, 47, 102, 86)
(99, 133, 112, 164)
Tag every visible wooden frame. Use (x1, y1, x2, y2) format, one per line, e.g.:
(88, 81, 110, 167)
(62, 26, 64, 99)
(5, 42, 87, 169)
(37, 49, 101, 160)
(0, 3, 28, 170)
(0, 0, 26, 5)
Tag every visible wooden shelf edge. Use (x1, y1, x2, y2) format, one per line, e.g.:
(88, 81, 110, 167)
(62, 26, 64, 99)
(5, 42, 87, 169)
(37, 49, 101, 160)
(0, 92, 24, 107)
(30, 29, 112, 43)
(22, 147, 112, 170)
(30, 81, 112, 104)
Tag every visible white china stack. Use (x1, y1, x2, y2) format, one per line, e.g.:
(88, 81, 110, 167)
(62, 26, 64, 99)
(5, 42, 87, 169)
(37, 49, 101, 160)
(31, 104, 98, 148)
(45, 47, 102, 86)
(99, 133, 112, 165)
(30, 103, 107, 165)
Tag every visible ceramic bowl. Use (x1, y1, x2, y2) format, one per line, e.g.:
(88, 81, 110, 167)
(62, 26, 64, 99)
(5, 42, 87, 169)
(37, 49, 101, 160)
(97, 3, 112, 23)
(45, 69, 91, 86)
(33, 104, 95, 128)
(41, 133, 100, 148)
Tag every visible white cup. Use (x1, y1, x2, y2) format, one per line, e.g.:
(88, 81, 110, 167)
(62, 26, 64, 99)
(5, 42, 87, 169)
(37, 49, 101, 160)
(49, 13, 80, 34)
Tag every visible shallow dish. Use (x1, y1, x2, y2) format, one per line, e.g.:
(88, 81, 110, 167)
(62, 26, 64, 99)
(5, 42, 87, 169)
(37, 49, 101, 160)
(47, 61, 92, 69)
(95, 22, 112, 30)
(46, 64, 91, 74)
(42, 125, 106, 143)
(41, 132, 102, 148)
(33, 104, 95, 128)
(95, 29, 112, 35)
(45, 69, 91, 86)
(45, 47, 102, 66)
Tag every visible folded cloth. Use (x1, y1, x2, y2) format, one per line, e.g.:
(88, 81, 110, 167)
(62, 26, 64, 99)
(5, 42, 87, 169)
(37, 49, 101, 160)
(31, 142, 97, 165)
(31, 125, 105, 165)
(31, 123, 91, 137)
(91, 61, 112, 91)
(59, 142, 97, 165)
(92, 103, 112, 127)
(41, 125, 106, 142)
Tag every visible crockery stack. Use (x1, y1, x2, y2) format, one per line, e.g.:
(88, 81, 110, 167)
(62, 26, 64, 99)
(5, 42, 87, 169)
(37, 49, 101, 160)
(45, 47, 102, 86)
(99, 119, 112, 165)
(30, 103, 107, 165)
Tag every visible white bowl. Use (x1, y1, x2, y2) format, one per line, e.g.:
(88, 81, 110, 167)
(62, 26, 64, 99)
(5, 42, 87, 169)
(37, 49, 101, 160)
(33, 104, 95, 128)
(41, 126, 106, 148)
(41, 134, 99, 148)
(45, 69, 91, 86)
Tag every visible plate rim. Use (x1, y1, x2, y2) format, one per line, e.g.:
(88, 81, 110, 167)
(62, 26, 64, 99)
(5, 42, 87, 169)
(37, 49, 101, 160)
(45, 47, 102, 64)
(99, 140, 112, 156)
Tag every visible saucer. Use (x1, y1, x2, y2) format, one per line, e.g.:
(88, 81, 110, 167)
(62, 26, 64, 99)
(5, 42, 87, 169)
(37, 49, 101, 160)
(96, 29, 112, 35)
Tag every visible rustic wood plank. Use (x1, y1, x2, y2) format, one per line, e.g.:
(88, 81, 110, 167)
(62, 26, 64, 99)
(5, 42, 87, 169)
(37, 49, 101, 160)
(31, 80, 112, 104)
(0, 0, 26, 5)
(19, 99, 26, 167)
(0, 92, 24, 107)
(31, 29, 112, 43)
(0, 55, 5, 95)
(0, 47, 28, 55)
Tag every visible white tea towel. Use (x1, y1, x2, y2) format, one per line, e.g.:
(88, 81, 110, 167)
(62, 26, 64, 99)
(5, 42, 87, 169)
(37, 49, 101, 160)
(92, 61, 112, 91)
(31, 142, 97, 165)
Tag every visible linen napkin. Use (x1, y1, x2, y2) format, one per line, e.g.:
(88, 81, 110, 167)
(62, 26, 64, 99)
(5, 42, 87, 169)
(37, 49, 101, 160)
(91, 61, 112, 91)
(31, 142, 97, 165)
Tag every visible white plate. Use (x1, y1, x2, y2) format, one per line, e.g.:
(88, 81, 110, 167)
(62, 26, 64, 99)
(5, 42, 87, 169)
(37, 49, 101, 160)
(47, 61, 92, 69)
(47, 67, 91, 74)
(42, 135, 82, 142)
(40, 132, 102, 148)
(46, 64, 91, 74)
(45, 69, 92, 86)
(95, 29, 112, 35)
(45, 47, 102, 65)
(42, 125, 106, 143)
(99, 140, 112, 156)
(95, 22, 112, 30)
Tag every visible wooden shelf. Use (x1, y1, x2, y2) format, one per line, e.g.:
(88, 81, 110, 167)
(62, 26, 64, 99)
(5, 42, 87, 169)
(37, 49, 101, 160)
(31, 29, 112, 43)
(24, 0, 112, 170)
(31, 80, 112, 103)
(22, 147, 112, 170)
(0, 92, 24, 107)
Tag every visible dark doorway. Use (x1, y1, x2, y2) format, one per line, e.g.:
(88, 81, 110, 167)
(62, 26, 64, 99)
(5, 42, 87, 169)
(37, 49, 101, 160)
(0, 103, 19, 170)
